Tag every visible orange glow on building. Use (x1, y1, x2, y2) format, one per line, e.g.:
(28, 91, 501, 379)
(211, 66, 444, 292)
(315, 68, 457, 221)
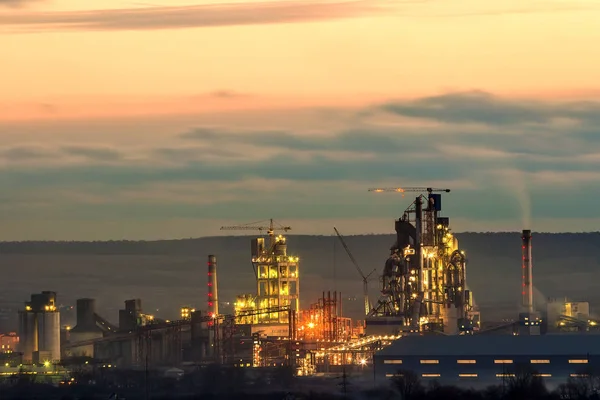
(0, 333, 19, 353)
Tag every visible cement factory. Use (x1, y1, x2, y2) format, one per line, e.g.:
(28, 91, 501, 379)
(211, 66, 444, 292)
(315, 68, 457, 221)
(2, 187, 600, 389)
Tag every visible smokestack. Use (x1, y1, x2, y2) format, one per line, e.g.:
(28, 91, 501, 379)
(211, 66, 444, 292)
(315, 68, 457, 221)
(521, 229, 533, 313)
(207, 255, 219, 317)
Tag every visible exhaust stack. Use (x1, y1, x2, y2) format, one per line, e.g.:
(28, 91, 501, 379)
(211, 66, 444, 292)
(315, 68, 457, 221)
(207, 255, 219, 318)
(521, 229, 533, 313)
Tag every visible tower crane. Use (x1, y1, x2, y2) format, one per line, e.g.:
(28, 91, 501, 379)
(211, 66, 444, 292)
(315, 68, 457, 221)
(368, 187, 451, 196)
(333, 227, 377, 316)
(220, 219, 291, 245)
(220, 219, 292, 279)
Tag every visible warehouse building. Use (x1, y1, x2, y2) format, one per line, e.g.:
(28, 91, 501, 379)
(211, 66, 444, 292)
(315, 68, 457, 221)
(374, 334, 600, 387)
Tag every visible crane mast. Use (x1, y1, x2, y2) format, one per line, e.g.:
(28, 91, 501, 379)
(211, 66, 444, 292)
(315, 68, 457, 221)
(333, 227, 376, 316)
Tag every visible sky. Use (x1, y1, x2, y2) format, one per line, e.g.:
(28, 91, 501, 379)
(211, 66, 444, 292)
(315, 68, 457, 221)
(1, 0, 600, 240)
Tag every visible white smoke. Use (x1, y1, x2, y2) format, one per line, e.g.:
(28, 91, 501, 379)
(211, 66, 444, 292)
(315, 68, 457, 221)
(509, 168, 532, 229)
(482, 168, 532, 230)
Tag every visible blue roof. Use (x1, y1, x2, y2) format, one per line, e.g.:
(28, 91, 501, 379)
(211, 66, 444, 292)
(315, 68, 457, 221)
(376, 334, 600, 357)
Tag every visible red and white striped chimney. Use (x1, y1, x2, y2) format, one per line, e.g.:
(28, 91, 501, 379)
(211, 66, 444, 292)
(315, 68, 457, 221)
(207, 255, 219, 318)
(521, 230, 533, 313)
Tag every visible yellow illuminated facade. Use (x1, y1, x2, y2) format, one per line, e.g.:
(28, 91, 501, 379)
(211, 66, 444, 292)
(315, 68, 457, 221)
(234, 295, 258, 324)
(252, 234, 300, 323)
(180, 306, 195, 320)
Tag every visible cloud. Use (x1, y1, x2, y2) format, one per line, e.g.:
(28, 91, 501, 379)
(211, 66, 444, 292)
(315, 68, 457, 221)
(0, 0, 39, 8)
(0, 145, 54, 161)
(378, 91, 600, 126)
(3, 91, 600, 238)
(1, 0, 393, 32)
(61, 145, 122, 161)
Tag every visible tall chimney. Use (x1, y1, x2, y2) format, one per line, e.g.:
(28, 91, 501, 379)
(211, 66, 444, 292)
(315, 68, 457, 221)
(521, 229, 533, 313)
(207, 255, 219, 317)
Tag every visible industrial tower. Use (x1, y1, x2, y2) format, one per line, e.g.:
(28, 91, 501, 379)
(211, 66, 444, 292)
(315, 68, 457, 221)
(221, 219, 299, 324)
(366, 187, 479, 335)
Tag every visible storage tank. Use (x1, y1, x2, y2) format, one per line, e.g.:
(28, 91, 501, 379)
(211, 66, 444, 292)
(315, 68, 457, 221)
(38, 312, 61, 362)
(18, 311, 38, 362)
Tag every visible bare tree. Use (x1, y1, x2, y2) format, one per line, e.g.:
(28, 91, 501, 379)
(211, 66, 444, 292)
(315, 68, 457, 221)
(391, 369, 424, 400)
(505, 362, 547, 400)
(557, 366, 600, 400)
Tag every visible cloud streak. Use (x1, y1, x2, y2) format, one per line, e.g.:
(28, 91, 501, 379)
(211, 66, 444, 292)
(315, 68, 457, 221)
(1, 0, 393, 32)
(0, 0, 39, 8)
(378, 91, 600, 126)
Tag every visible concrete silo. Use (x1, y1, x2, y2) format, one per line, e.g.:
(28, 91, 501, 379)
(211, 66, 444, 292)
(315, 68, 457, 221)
(69, 298, 104, 357)
(17, 291, 61, 363)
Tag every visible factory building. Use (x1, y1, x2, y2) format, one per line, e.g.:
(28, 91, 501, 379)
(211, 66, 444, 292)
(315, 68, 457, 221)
(374, 334, 600, 387)
(17, 291, 61, 363)
(0, 332, 18, 354)
(366, 189, 479, 336)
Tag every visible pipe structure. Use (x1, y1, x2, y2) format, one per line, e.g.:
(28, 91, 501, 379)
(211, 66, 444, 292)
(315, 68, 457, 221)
(521, 230, 534, 313)
(207, 255, 219, 318)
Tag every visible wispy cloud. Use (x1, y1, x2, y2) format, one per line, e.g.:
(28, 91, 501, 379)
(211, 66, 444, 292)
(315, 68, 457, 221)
(0, 0, 39, 9)
(1, 0, 393, 32)
(378, 90, 600, 126)
(61, 145, 123, 162)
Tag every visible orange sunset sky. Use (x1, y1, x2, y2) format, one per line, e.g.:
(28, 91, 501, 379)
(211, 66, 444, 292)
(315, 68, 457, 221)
(1, 0, 600, 240)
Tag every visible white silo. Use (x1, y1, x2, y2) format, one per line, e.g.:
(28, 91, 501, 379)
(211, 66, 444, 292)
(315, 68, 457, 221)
(18, 310, 38, 362)
(38, 311, 61, 362)
(17, 291, 61, 363)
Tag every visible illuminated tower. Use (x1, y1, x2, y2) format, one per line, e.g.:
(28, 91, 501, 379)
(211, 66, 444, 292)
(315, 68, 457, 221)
(253, 235, 299, 324)
(207, 255, 219, 318)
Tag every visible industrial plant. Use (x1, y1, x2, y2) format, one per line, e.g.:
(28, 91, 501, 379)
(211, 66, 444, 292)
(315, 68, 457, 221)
(2, 186, 600, 393)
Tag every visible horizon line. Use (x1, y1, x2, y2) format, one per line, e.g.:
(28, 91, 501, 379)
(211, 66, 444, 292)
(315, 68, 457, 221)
(1, 231, 599, 244)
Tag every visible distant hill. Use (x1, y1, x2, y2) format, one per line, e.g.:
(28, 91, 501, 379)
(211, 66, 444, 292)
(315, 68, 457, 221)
(1, 233, 599, 331)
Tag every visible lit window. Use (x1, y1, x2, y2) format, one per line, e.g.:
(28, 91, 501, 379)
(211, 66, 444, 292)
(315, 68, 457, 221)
(420, 360, 439, 364)
(459, 374, 478, 378)
(571, 374, 589, 377)
(422, 374, 440, 378)
(494, 360, 513, 364)
(569, 359, 589, 364)
(530, 360, 550, 364)
(384, 360, 403, 364)
(535, 374, 552, 377)
(496, 373, 515, 378)
(457, 360, 476, 364)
